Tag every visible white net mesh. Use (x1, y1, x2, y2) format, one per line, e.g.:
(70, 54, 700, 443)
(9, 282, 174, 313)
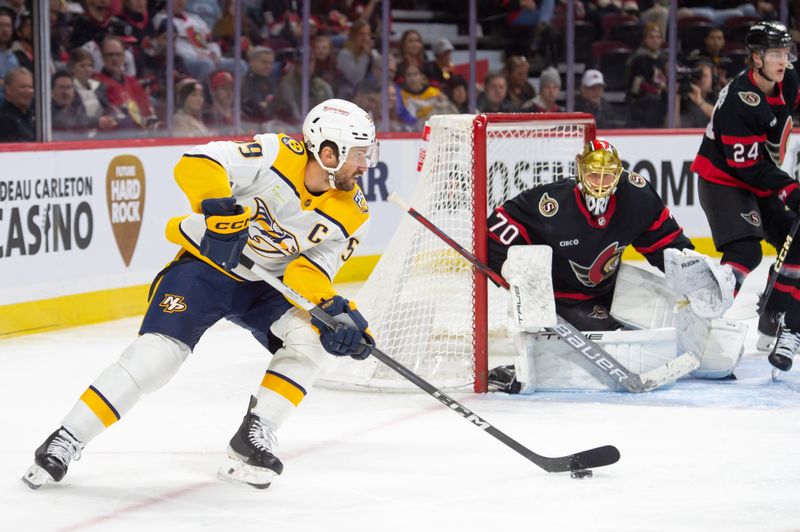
(318, 114, 593, 392)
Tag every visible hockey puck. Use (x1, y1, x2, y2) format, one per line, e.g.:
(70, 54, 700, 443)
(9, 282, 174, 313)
(570, 469, 593, 479)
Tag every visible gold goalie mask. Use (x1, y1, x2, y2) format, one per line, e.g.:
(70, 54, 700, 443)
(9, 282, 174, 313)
(576, 139, 623, 216)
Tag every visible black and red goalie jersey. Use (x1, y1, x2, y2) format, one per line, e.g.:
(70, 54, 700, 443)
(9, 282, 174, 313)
(691, 67, 800, 195)
(486, 171, 693, 302)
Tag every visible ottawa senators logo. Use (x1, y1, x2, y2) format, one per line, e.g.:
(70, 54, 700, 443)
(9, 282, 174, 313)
(249, 197, 300, 257)
(628, 172, 646, 188)
(738, 91, 760, 107)
(569, 241, 624, 287)
(539, 192, 558, 217)
(740, 210, 761, 226)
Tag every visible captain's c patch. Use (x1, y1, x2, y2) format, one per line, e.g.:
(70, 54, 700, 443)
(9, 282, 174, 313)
(159, 294, 187, 313)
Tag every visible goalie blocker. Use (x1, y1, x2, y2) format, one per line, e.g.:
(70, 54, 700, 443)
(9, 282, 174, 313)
(502, 246, 745, 392)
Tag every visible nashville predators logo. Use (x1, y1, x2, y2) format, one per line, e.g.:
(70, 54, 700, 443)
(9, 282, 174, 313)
(628, 172, 646, 188)
(569, 241, 624, 287)
(738, 91, 760, 107)
(539, 193, 558, 217)
(353, 189, 369, 213)
(249, 197, 300, 257)
(281, 135, 305, 155)
(159, 294, 187, 313)
(740, 210, 761, 226)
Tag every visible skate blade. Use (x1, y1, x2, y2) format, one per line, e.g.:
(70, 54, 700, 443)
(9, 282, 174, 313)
(756, 334, 776, 352)
(772, 368, 782, 382)
(22, 463, 54, 490)
(217, 457, 278, 490)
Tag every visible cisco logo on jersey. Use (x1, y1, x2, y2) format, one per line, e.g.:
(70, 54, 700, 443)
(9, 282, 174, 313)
(106, 155, 145, 266)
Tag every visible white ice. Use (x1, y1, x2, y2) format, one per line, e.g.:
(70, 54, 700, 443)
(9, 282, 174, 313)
(1, 262, 799, 532)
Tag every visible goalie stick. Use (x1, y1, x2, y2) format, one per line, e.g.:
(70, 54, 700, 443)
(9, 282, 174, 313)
(238, 255, 620, 473)
(388, 192, 699, 393)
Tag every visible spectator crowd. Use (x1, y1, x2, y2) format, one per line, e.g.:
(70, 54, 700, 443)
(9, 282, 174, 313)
(0, 0, 796, 142)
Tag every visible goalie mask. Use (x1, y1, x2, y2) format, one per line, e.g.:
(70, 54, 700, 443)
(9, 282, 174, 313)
(576, 139, 623, 216)
(302, 99, 379, 190)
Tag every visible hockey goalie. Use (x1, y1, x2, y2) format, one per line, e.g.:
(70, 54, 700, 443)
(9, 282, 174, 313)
(486, 140, 746, 393)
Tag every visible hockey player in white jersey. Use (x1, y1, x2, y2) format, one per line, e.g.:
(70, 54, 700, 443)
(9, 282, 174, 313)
(23, 99, 379, 490)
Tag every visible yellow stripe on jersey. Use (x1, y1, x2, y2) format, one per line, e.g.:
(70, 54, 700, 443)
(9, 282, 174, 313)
(80, 386, 120, 427)
(260, 371, 306, 406)
(284, 255, 336, 305)
(174, 154, 233, 213)
(164, 216, 244, 281)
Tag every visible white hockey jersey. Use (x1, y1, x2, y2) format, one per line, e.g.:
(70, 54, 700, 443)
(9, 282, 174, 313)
(166, 133, 370, 305)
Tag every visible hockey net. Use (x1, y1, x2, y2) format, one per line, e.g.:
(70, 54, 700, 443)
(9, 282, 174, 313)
(318, 113, 595, 392)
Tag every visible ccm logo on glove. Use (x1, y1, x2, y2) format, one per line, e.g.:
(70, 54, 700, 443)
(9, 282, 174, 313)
(311, 295, 375, 360)
(200, 197, 252, 270)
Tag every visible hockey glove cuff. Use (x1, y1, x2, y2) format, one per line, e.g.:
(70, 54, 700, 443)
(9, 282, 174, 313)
(200, 197, 251, 270)
(311, 295, 375, 360)
(777, 182, 800, 213)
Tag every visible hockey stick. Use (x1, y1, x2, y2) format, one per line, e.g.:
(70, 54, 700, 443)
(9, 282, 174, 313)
(388, 192, 699, 393)
(238, 255, 620, 473)
(764, 216, 800, 380)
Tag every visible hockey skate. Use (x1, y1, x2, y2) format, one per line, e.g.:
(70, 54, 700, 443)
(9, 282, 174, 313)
(769, 326, 800, 375)
(756, 293, 783, 352)
(488, 365, 521, 394)
(218, 396, 283, 489)
(22, 427, 84, 489)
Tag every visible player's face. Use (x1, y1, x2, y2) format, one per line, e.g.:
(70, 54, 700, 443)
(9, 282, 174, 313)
(584, 172, 617, 194)
(761, 47, 792, 82)
(333, 161, 366, 191)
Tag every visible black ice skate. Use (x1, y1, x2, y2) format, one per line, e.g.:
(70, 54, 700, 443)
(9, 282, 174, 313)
(756, 292, 783, 352)
(488, 365, 521, 394)
(218, 396, 283, 489)
(22, 427, 84, 489)
(769, 326, 800, 374)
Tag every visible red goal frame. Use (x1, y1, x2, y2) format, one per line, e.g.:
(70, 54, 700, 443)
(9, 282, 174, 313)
(471, 113, 596, 392)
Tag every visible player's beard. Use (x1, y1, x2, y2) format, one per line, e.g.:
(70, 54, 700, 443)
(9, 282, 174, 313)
(333, 170, 360, 191)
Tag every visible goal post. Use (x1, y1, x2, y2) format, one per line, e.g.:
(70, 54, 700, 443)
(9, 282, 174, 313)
(319, 113, 596, 393)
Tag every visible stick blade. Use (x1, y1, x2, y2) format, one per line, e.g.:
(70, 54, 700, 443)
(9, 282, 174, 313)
(534, 445, 621, 473)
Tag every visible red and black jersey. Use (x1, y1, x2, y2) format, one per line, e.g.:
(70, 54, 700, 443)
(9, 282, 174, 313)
(691, 67, 799, 197)
(487, 172, 693, 302)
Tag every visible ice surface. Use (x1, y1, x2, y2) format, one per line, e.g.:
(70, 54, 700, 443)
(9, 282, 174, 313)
(1, 262, 799, 531)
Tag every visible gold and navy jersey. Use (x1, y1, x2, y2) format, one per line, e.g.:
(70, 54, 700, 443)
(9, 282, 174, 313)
(486, 172, 692, 301)
(166, 133, 370, 305)
(692, 67, 800, 196)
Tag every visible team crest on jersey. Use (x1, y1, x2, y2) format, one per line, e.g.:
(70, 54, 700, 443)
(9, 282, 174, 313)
(738, 91, 760, 107)
(353, 189, 369, 213)
(249, 197, 300, 257)
(159, 294, 187, 313)
(740, 210, 761, 226)
(627, 172, 646, 188)
(539, 193, 558, 217)
(569, 241, 624, 287)
(281, 136, 306, 155)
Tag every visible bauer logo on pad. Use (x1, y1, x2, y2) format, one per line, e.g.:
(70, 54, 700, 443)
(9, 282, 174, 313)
(106, 155, 146, 267)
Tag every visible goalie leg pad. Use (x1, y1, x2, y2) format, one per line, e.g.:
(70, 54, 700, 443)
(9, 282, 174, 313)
(610, 263, 677, 329)
(693, 319, 747, 379)
(512, 328, 679, 392)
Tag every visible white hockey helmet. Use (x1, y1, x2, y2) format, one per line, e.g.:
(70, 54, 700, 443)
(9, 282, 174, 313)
(302, 99, 379, 185)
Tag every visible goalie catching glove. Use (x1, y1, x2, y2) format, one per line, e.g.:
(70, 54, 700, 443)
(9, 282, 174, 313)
(311, 296, 375, 360)
(200, 197, 252, 270)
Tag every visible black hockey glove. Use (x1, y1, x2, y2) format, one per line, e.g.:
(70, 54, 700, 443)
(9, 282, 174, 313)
(777, 182, 800, 213)
(200, 197, 251, 270)
(311, 295, 375, 360)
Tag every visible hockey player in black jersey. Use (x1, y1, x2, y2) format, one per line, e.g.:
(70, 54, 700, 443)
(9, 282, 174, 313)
(486, 140, 743, 392)
(487, 139, 693, 331)
(691, 21, 800, 351)
(487, 140, 746, 393)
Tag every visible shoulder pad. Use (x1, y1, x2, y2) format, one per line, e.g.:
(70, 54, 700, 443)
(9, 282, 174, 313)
(317, 186, 370, 238)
